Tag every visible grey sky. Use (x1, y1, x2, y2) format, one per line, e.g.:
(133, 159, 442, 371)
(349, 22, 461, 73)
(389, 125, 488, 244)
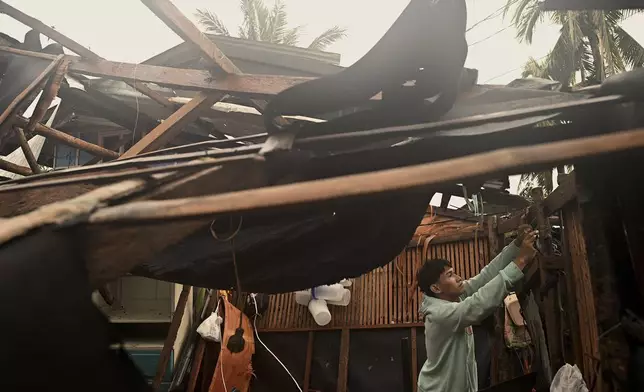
(2, 0, 642, 198)
(4, 0, 643, 84)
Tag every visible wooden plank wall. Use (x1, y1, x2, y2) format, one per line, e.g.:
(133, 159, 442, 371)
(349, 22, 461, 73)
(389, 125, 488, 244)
(257, 238, 490, 331)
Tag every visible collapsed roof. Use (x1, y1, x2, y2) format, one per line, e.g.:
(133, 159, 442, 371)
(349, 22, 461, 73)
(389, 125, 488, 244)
(1, 0, 643, 293)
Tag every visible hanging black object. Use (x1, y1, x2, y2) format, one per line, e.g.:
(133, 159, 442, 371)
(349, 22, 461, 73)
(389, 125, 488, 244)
(227, 327, 246, 353)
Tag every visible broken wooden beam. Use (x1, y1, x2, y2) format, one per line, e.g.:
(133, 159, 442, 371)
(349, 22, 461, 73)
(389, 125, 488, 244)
(0, 45, 312, 98)
(0, 1, 175, 109)
(152, 285, 191, 391)
(0, 157, 32, 177)
(13, 116, 119, 160)
(0, 54, 64, 174)
(140, 0, 241, 75)
(120, 92, 223, 159)
(22, 58, 70, 138)
(88, 126, 644, 224)
(0, 54, 63, 131)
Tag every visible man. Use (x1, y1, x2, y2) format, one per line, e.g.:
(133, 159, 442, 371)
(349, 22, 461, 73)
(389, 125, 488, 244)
(416, 225, 537, 392)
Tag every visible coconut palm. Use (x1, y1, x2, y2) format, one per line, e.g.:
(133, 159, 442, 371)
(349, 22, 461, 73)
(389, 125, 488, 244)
(504, 1, 643, 197)
(505, 1, 644, 88)
(195, 0, 347, 51)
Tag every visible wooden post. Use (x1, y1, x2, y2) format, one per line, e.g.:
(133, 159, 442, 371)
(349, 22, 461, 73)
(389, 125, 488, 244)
(153, 285, 192, 391)
(410, 327, 418, 392)
(487, 216, 513, 384)
(337, 329, 350, 392)
(303, 331, 315, 392)
(531, 187, 563, 370)
(561, 201, 601, 386)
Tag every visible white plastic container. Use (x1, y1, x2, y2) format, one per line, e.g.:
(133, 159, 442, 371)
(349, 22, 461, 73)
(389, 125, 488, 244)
(308, 298, 332, 326)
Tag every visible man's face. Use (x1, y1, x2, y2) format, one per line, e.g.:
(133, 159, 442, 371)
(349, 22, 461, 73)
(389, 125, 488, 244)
(431, 266, 465, 299)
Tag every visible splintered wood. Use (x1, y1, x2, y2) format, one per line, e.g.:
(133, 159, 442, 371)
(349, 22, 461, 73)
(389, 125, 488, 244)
(256, 238, 490, 331)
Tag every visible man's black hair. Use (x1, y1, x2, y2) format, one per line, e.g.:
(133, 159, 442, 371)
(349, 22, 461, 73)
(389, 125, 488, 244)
(417, 258, 451, 297)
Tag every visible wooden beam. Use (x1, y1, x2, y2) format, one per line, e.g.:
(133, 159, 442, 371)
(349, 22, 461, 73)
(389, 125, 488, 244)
(13, 128, 41, 174)
(23, 58, 70, 137)
(410, 328, 418, 392)
(532, 187, 563, 370)
(140, 0, 241, 74)
(89, 126, 644, 224)
(153, 285, 191, 391)
(0, 46, 312, 98)
(0, 1, 175, 108)
(0, 157, 32, 176)
(120, 92, 222, 159)
(561, 202, 600, 385)
(408, 230, 486, 247)
(13, 116, 120, 160)
(0, 54, 63, 132)
(544, 172, 577, 215)
(337, 328, 350, 392)
(0, 54, 64, 174)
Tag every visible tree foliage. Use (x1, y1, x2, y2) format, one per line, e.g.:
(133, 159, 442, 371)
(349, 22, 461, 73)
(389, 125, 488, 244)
(196, 0, 347, 51)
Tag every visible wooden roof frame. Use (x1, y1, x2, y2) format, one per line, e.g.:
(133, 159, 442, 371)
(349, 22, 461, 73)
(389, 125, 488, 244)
(0, 0, 323, 177)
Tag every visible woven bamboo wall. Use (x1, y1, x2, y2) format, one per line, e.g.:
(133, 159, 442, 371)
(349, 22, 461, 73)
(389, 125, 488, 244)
(256, 237, 491, 331)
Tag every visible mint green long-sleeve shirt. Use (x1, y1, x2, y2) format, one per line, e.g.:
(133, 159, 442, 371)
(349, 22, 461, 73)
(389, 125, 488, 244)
(417, 243, 523, 392)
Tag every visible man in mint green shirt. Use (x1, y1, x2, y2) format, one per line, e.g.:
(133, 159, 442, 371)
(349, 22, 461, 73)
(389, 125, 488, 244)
(416, 226, 536, 392)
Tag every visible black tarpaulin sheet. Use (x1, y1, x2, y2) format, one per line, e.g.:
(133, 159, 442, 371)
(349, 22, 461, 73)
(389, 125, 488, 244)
(134, 189, 431, 294)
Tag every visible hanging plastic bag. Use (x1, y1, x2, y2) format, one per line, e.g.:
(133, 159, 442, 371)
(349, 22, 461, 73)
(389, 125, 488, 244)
(197, 302, 223, 342)
(550, 364, 588, 392)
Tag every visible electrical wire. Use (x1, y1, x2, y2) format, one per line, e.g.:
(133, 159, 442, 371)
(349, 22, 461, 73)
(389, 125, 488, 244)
(483, 53, 550, 83)
(250, 293, 303, 392)
(469, 26, 511, 47)
(466, 0, 520, 32)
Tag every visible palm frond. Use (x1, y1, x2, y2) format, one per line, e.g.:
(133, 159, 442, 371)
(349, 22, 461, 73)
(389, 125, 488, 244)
(308, 26, 347, 51)
(239, 0, 260, 41)
(282, 26, 303, 46)
(614, 25, 644, 69)
(194, 9, 230, 36)
(266, 0, 289, 43)
(512, 0, 545, 44)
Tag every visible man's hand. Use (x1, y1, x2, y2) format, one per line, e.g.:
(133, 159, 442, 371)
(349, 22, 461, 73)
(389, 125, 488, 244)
(513, 224, 532, 247)
(514, 227, 537, 270)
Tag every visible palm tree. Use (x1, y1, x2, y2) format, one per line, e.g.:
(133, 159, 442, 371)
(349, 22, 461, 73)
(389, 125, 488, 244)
(505, 1, 644, 88)
(504, 1, 643, 198)
(195, 0, 347, 51)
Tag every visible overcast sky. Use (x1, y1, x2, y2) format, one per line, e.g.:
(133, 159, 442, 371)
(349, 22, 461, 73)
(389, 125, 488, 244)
(3, 0, 643, 198)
